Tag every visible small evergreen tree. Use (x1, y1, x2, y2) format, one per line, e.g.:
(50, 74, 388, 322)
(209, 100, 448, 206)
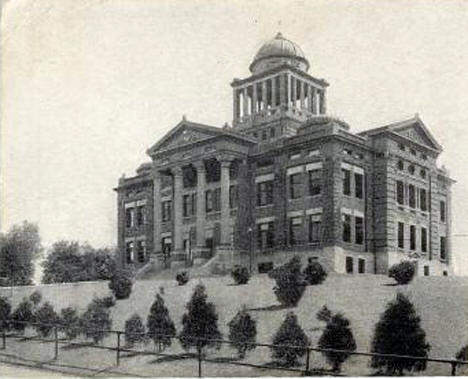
(388, 261, 416, 285)
(59, 307, 81, 340)
(176, 271, 189, 286)
(231, 265, 250, 285)
(179, 284, 222, 352)
(271, 312, 309, 367)
(34, 302, 60, 337)
(80, 301, 112, 344)
(0, 297, 11, 332)
(371, 292, 430, 375)
(11, 297, 34, 334)
(316, 305, 332, 323)
(303, 260, 327, 285)
(268, 256, 305, 307)
(228, 307, 257, 358)
(124, 314, 146, 348)
(29, 290, 42, 306)
(109, 269, 133, 299)
(146, 294, 176, 351)
(318, 313, 356, 372)
(91, 295, 116, 309)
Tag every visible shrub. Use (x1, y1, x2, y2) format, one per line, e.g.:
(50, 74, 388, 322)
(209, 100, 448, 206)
(318, 313, 356, 372)
(271, 312, 309, 367)
(268, 256, 305, 307)
(0, 297, 12, 332)
(176, 271, 189, 286)
(34, 302, 60, 337)
(108, 270, 133, 300)
(91, 295, 116, 309)
(371, 292, 430, 375)
(147, 294, 176, 351)
(316, 305, 332, 323)
(388, 261, 415, 285)
(124, 314, 147, 348)
(11, 298, 34, 333)
(303, 260, 327, 285)
(80, 301, 112, 344)
(179, 284, 222, 352)
(59, 307, 81, 340)
(456, 344, 468, 370)
(231, 265, 250, 285)
(228, 306, 257, 358)
(29, 290, 42, 306)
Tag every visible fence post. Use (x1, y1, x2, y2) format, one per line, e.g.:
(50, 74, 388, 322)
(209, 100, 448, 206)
(305, 347, 310, 374)
(2, 329, 5, 350)
(197, 344, 202, 378)
(54, 326, 58, 360)
(116, 332, 121, 366)
(451, 361, 457, 376)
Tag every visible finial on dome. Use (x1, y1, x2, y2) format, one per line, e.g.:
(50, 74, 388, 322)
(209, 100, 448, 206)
(223, 122, 230, 129)
(275, 32, 283, 39)
(182, 114, 187, 121)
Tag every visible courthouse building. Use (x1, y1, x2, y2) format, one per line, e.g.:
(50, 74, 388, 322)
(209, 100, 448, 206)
(115, 33, 454, 276)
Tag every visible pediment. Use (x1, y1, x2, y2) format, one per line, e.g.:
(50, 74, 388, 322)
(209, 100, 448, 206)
(392, 120, 442, 151)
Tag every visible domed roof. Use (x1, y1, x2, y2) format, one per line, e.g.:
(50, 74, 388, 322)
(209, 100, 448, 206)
(250, 32, 309, 74)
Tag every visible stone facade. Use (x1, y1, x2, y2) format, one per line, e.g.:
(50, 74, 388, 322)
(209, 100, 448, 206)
(114, 33, 454, 276)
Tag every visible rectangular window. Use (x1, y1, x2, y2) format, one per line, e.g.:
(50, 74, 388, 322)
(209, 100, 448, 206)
(308, 214, 322, 243)
(424, 266, 429, 276)
(410, 225, 416, 250)
(308, 170, 322, 196)
(183, 195, 191, 217)
(342, 213, 351, 242)
(421, 227, 427, 253)
(214, 188, 221, 211)
(162, 201, 172, 222)
(289, 173, 303, 199)
(191, 193, 197, 216)
(205, 190, 213, 212)
(420, 189, 427, 212)
(229, 185, 238, 209)
(358, 258, 365, 274)
(257, 222, 275, 249)
(440, 236, 447, 260)
(396, 181, 404, 205)
(355, 216, 364, 245)
(125, 208, 135, 228)
(162, 237, 172, 255)
(355, 173, 364, 199)
(346, 257, 353, 273)
(136, 206, 145, 226)
(440, 201, 446, 222)
(408, 184, 416, 208)
(137, 240, 146, 263)
(342, 169, 351, 196)
(126, 241, 134, 264)
(257, 180, 274, 206)
(398, 222, 404, 249)
(289, 217, 303, 246)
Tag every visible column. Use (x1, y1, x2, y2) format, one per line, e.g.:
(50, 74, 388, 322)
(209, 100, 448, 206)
(311, 87, 317, 114)
(291, 76, 296, 108)
(262, 80, 268, 110)
(195, 162, 206, 247)
(319, 89, 327, 114)
(300, 80, 305, 109)
(172, 167, 184, 252)
(242, 87, 248, 118)
(279, 74, 286, 108)
(271, 76, 277, 108)
(233, 89, 239, 124)
(252, 82, 258, 114)
(286, 73, 291, 109)
(219, 159, 232, 245)
(153, 170, 162, 253)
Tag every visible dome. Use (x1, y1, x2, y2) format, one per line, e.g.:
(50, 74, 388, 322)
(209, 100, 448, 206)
(249, 32, 310, 74)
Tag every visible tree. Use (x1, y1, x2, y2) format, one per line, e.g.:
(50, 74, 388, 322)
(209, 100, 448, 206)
(318, 313, 356, 372)
(268, 256, 305, 307)
(271, 312, 309, 367)
(228, 306, 257, 358)
(59, 307, 81, 340)
(231, 266, 250, 285)
(11, 297, 35, 334)
(109, 269, 133, 300)
(179, 284, 222, 352)
(303, 259, 327, 285)
(316, 305, 332, 323)
(388, 261, 416, 285)
(29, 290, 42, 306)
(176, 271, 189, 286)
(0, 297, 12, 332)
(371, 292, 430, 375)
(80, 301, 112, 344)
(0, 221, 42, 286)
(124, 314, 147, 348)
(146, 293, 176, 351)
(42, 241, 86, 283)
(34, 302, 60, 338)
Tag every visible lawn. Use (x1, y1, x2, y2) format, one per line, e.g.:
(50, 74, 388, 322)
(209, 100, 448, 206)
(1, 273, 468, 376)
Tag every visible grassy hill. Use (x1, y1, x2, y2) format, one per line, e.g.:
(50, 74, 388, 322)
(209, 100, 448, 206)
(1, 273, 468, 376)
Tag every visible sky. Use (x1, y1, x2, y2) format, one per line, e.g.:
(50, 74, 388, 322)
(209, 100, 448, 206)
(2, 0, 468, 275)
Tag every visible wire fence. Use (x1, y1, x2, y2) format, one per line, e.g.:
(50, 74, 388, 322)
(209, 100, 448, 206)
(0, 319, 467, 377)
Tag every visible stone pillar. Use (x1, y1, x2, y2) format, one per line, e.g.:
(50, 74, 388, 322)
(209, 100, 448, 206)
(252, 82, 258, 114)
(195, 162, 206, 247)
(219, 159, 232, 245)
(291, 76, 296, 108)
(319, 89, 327, 114)
(153, 170, 162, 254)
(172, 166, 184, 253)
(271, 76, 277, 108)
(307, 84, 313, 112)
(311, 87, 317, 114)
(242, 87, 248, 118)
(262, 80, 268, 110)
(300, 80, 305, 109)
(280, 74, 286, 108)
(286, 73, 291, 109)
(233, 88, 239, 124)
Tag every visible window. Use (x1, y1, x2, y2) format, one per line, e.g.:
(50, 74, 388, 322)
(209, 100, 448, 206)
(229, 185, 238, 209)
(440, 236, 447, 260)
(399, 143, 405, 151)
(308, 214, 322, 243)
(440, 201, 446, 222)
(205, 189, 220, 213)
(420, 169, 426, 179)
(342, 169, 351, 196)
(206, 190, 213, 213)
(258, 262, 274, 273)
(162, 200, 172, 222)
(126, 207, 135, 228)
(136, 206, 145, 226)
(257, 180, 273, 206)
(398, 160, 404, 170)
(308, 149, 319, 157)
(183, 195, 191, 217)
(355, 217, 364, 245)
(421, 227, 427, 253)
(443, 270, 448, 276)
(424, 266, 429, 276)
(137, 240, 146, 263)
(408, 165, 415, 175)
(410, 225, 416, 250)
(257, 222, 275, 249)
(126, 241, 134, 263)
(262, 130, 267, 140)
(396, 181, 404, 205)
(420, 189, 427, 212)
(410, 148, 416, 156)
(343, 149, 352, 155)
(408, 185, 416, 208)
(162, 237, 172, 255)
(289, 217, 303, 245)
(421, 154, 427, 160)
(253, 132, 258, 138)
(355, 173, 363, 199)
(270, 127, 275, 138)
(346, 257, 353, 273)
(308, 170, 321, 196)
(289, 173, 302, 199)
(342, 213, 351, 242)
(398, 222, 404, 249)
(358, 258, 365, 274)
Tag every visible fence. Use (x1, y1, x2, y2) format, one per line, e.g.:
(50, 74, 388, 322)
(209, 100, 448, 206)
(1, 319, 467, 377)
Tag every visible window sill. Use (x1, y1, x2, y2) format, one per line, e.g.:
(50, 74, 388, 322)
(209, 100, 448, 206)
(257, 204, 274, 208)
